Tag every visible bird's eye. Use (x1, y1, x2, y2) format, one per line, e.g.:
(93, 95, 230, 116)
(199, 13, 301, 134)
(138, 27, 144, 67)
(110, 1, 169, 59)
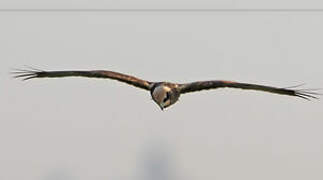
(163, 92, 170, 103)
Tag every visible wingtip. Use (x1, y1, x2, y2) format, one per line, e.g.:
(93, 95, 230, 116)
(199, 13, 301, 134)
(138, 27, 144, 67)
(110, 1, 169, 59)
(11, 67, 44, 81)
(295, 89, 321, 101)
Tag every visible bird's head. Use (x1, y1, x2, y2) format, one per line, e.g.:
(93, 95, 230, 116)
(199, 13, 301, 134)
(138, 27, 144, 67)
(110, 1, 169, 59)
(152, 85, 172, 110)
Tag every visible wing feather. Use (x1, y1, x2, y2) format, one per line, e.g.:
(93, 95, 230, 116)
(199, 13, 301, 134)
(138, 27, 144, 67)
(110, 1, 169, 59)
(179, 80, 320, 100)
(13, 69, 152, 90)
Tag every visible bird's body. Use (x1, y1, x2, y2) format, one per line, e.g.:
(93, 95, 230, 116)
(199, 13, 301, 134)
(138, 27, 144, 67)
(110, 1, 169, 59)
(13, 68, 319, 110)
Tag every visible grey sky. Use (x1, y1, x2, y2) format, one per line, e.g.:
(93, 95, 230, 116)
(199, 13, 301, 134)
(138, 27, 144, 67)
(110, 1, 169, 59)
(1, 1, 323, 180)
(1, 0, 323, 9)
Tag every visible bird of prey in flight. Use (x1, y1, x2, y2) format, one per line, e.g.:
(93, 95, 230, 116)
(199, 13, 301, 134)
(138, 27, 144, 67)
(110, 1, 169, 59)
(13, 68, 319, 110)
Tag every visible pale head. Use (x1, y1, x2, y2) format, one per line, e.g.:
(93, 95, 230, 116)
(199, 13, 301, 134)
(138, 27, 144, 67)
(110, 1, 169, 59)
(152, 85, 171, 110)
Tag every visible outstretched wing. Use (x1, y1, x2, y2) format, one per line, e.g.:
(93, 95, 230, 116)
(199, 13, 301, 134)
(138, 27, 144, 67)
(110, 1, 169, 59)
(13, 68, 152, 91)
(178, 80, 320, 100)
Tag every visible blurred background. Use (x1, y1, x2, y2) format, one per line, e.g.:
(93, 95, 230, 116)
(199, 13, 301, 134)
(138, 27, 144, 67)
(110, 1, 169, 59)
(1, 0, 323, 179)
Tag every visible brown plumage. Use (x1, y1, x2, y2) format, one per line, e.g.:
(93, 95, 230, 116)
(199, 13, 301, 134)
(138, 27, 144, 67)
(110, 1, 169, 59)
(13, 68, 320, 110)
(14, 69, 151, 90)
(178, 80, 318, 100)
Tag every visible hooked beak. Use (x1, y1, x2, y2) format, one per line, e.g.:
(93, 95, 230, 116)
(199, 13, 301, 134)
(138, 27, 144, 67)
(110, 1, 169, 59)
(159, 103, 164, 111)
(159, 105, 164, 111)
